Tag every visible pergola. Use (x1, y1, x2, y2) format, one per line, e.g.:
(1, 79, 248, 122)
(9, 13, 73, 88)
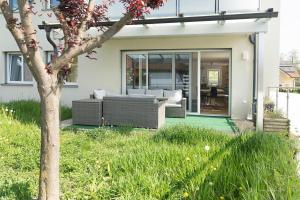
(38, 9, 279, 130)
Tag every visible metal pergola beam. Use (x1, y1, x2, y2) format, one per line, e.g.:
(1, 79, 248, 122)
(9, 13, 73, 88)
(38, 10, 278, 30)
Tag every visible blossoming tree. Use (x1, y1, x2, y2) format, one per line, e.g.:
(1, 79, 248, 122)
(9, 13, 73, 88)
(0, 0, 165, 199)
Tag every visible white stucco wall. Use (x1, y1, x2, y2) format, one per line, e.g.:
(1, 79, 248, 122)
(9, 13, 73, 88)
(261, 0, 281, 91)
(0, 0, 280, 120)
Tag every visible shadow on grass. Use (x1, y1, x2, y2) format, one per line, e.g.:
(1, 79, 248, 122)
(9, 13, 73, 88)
(226, 118, 239, 133)
(158, 135, 246, 199)
(193, 133, 300, 199)
(0, 100, 71, 126)
(158, 132, 299, 199)
(153, 126, 232, 145)
(0, 181, 32, 200)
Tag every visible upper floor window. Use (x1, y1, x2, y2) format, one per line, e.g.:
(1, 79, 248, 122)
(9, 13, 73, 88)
(8, 0, 34, 11)
(6, 53, 33, 83)
(179, 0, 216, 16)
(9, 0, 18, 11)
(219, 0, 260, 12)
(46, 0, 60, 9)
(46, 52, 78, 84)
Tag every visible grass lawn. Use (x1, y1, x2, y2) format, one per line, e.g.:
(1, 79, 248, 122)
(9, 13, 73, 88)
(0, 101, 299, 199)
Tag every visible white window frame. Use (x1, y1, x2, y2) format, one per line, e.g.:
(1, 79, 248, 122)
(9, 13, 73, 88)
(6, 52, 33, 84)
(46, 51, 78, 85)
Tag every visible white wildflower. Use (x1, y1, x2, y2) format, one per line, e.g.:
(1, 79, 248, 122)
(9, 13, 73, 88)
(204, 145, 210, 152)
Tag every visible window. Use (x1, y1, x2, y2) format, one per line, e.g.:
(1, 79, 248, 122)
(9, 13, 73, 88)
(208, 70, 220, 86)
(147, 0, 177, 18)
(8, 0, 33, 11)
(219, 0, 259, 12)
(46, 0, 60, 9)
(46, 52, 78, 84)
(9, 0, 18, 11)
(6, 53, 33, 83)
(179, 0, 215, 16)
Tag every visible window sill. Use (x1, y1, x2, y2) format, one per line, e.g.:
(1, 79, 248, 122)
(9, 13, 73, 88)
(1, 83, 34, 87)
(63, 84, 79, 88)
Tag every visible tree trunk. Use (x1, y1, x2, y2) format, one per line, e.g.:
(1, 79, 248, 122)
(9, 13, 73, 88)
(38, 84, 61, 200)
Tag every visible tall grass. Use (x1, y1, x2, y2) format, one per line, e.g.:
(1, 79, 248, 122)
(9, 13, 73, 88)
(0, 100, 71, 125)
(0, 101, 299, 199)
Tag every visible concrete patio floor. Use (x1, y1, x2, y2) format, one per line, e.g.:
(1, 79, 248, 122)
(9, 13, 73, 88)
(62, 115, 237, 133)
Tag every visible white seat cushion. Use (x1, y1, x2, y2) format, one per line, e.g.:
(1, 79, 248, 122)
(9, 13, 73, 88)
(164, 90, 182, 104)
(128, 94, 155, 98)
(93, 89, 106, 99)
(127, 89, 145, 95)
(146, 89, 164, 98)
(165, 103, 182, 108)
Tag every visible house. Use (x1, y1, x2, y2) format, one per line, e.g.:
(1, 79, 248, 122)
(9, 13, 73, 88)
(0, 0, 280, 130)
(279, 65, 300, 87)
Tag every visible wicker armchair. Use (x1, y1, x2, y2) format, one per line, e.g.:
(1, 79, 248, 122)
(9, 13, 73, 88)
(165, 98, 186, 118)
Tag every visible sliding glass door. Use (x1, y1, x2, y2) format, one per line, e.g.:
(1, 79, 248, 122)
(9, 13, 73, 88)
(122, 50, 231, 116)
(175, 53, 192, 110)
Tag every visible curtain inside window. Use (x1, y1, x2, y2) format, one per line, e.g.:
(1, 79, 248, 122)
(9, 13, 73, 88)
(9, 55, 22, 81)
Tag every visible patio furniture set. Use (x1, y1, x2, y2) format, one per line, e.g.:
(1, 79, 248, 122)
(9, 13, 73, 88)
(72, 89, 186, 129)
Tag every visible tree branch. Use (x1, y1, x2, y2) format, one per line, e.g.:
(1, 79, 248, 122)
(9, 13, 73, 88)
(17, 0, 50, 83)
(52, 7, 70, 51)
(52, 12, 134, 71)
(78, 0, 96, 38)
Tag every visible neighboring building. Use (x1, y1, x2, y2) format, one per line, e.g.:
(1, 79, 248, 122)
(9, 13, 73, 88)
(0, 0, 281, 130)
(279, 65, 300, 87)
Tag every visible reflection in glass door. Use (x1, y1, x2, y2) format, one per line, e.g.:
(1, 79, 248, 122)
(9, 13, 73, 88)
(175, 53, 191, 110)
(126, 54, 147, 89)
(148, 54, 173, 90)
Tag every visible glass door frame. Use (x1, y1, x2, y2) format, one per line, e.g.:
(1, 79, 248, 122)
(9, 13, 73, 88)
(121, 49, 231, 117)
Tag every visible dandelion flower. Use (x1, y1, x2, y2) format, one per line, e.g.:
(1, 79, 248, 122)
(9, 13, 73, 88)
(204, 145, 210, 152)
(183, 192, 189, 198)
(5, 108, 8, 112)
(10, 110, 13, 113)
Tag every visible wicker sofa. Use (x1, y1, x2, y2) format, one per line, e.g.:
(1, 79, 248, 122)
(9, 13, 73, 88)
(103, 96, 166, 129)
(127, 89, 186, 118)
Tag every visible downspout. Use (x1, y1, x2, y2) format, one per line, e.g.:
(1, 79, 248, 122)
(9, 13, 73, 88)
(249, 33, 257, 123)
(43, 21, 58, 57)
